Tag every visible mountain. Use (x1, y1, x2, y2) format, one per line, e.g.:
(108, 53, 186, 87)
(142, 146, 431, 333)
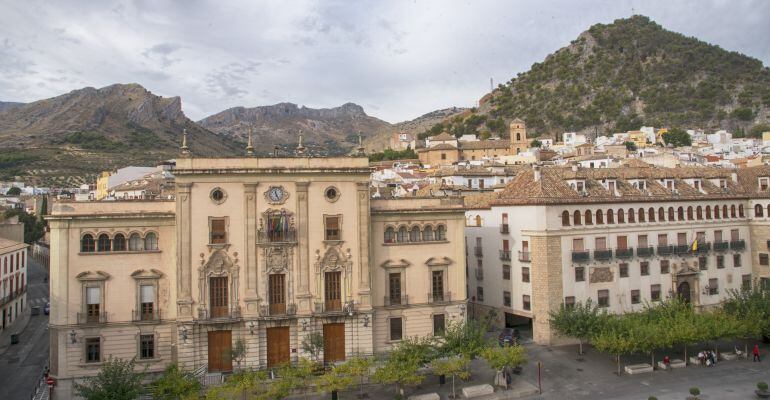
(0, 102, 24, 112)
(0, 83, 240, 185)
(198, 102, 393, 155)
(362, 107, 468, 150)
(441, 15, 770, 139)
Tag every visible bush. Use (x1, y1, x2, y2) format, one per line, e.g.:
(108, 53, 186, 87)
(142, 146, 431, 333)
(759, 381, 769, 391)
(689, 387, 700, 396)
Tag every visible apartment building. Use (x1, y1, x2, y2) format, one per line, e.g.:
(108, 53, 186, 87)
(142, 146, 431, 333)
(0, 237, 28, 332)
(48, 156, 466, 398)
(466, 164, 770, 345)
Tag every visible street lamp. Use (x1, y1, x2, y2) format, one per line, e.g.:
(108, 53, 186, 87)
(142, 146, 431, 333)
(69, 330, 77, 344)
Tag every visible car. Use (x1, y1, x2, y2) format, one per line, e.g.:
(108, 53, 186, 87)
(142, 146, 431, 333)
(498, 328, 520, 347)
(44, 302, 50, 315)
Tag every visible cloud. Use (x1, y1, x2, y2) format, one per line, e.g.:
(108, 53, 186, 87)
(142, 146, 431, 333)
(142, 43, 183, 67)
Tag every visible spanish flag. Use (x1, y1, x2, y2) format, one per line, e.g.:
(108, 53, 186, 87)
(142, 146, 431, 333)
(691, 239, 698, 252)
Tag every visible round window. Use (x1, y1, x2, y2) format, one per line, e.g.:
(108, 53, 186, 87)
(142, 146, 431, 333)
(324, 186, 340, 202)
(210, 187, 227, 204)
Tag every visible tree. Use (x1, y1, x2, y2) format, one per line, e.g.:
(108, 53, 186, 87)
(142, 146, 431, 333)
(623, 141, 637, 151)
(152, 364, 201, 400)
(368, 148, 418, 162)
(480, 345, 527, 387)
(661, 128, 692, 147)
(3, 208, 46, 244)
(549, 299, 604, 355)
(438, 320, 487, 359)
(73, 357, 144, 400)
(337, 356, 374, 399)
(373, 338, 430, 399)
(5, 186, 21, 196)
(301, 332, 324, 363)
(317, 363, 353, 399)
(231, 338, 247, 370)
(430, 356, 470, 399)
(530, 139, 542, 148)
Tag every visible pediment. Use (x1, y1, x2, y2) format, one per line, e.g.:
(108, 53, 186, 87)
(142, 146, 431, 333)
(203, 249, 234, 274)
(380, 259, 412, 269)
(425, 257, 453, 267)
(76, 270, 111, 281)
(131, 268, 164, 280)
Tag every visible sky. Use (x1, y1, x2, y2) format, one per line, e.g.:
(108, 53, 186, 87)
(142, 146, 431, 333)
(1, 0, 769, 123)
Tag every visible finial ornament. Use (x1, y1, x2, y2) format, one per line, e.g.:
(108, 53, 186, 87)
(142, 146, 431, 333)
(246, 128, 254, 156)
(356, 130, 365, 155)
(296, 129, 306, 155)
(180, 128, 190, 156)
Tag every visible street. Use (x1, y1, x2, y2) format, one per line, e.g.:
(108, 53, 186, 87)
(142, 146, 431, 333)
(0, 257, 50, 399)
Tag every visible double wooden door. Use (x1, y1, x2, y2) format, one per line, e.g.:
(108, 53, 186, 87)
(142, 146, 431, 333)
(266, 326, 290, 368)
(207, 330, 232, 372)
(323, 323, 345, 364)
(269, 274, 286, 315)
(324, 272, 342, 311)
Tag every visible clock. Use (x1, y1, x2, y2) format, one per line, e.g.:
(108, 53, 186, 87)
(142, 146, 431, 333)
(264, 186, 289, 204)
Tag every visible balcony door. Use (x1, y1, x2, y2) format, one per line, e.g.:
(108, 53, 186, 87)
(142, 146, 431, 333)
(388, 273, 402, 305)
(269, 274, 286, 315)
(431, 270, 444, 301)
(324, 271, 342, 311)
(209, 277, 228, 318)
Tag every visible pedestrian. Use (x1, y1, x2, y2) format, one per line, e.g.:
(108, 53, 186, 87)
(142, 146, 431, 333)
(754, 344, 761, 362)
(663, 355, 670, 370)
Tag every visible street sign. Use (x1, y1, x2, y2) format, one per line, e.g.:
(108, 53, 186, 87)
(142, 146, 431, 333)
(46, 377, 55, 386)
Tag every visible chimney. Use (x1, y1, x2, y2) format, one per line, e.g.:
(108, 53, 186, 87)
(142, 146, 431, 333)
(533, 164, 542, 182)
(571, 163, 579, 172)
(731, 172, 738, 182)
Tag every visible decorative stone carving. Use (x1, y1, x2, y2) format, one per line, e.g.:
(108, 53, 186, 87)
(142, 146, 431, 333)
(589, 267, 614, 283)
(265, 247, 291, 273)
(264, 185, 289, 205)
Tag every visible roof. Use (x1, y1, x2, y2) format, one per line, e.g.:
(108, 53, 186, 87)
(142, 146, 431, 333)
(459, 141, 510, 150)
(419, 143, 457, 152)
(0, 237, 27, 254)
(429, 132, 456, 141)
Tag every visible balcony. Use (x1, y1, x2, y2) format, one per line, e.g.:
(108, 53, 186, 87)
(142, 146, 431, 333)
(500, 224, 509, 234)
(673, 245, 691, 255)
(132, 309, 161, 323)
(499, 250, 511, 261)
(518, 251, 531, 262)
(0, 288, 25, 307)
(637, 247, 654, 258)
(657, 245, 673, 256)
(593, 249, 612, 261)
(713, 241, 729, 252)
(695, 242, 711, 254)
(474, 247, 483, 257)
(197, 306, 241, 321)
(384, 295, 409, 307)
(572, 250, 590, 263)
(730, 239, 746, 251)
(77, 312, 107, 325)
(615, 247, 634, 259)
(259, 303, 297, 318)
(427, 292, 452, 303)
(314, 300, 344, 314)
(475, 269, 484, 280)
(257, 228, 297, 246)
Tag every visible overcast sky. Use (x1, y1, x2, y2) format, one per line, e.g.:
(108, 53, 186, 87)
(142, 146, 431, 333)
(1, 0, 769, 123)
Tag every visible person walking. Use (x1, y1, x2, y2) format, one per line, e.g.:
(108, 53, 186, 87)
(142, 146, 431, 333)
(754, 344, 761, 362)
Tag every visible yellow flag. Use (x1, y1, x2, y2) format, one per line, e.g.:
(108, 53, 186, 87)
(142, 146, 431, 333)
(691, 239, 698, 252)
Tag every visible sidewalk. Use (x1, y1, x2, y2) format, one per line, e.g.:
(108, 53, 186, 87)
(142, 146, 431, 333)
(0, 304, 32, 356)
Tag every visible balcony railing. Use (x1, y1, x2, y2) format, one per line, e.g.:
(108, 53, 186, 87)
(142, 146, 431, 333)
(314, 300, 344, 314)
(198, 306, 241, 320)
(593, 249, 612, 261)
(518, 251, 531, 262)
(637, 247, 654, 257)
(730, 239, 746, 251)
(572, 250, 590, 263)
(657, 245, 673, 256)
(259, 303, 297, 317)
(475, 269, 484, 280)
(474, 247, 483, 257)
(132, 309, 161, 323)
(499, 250, 511, 261)
(427, 292, 452, 303)
(500, 224, 509, 234)
(713, 241, 729, 251)
(0, 288, 25, 307)
(695, 242, 711, 254)
(257, 228, 297, 245)
(384, 295, 409, 307)
(77, 312, 107, 325)
(615, 248, 634, 259)
(673, 245, 691, 255)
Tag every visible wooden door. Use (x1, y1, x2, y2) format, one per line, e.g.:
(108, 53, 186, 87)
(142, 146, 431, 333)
(388, 273, 401, 305)
(210, 277, 228, 318)
(266, 327, 290, 367)
(207, 330, 232, 372)
(324, 271, 341, 311)
(269, 274, 286, 315)
(323, 323, 345, 364)
(431, 270, 444, 301)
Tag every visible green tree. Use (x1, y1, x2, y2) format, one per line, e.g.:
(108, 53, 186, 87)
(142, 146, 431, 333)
(549, 299, 604, 355)
(5, 186, 21, 196)
(530, 139, 542, 147)
(337, 356, 374, 399)
(480, 344, 527, 387)
(152, 364, 201, 400)
(316, 363, 353, 399)
(368, 148, 418, 162)
(3, 208, 46, 244)
(301, 332, 324, 363)
(73, 357, 144, 400)
(749, 124, 770, 138)
(231, 338, 247, 370)
(373, 338, 430, 399)
(437, 320, 487, 359)
(662, 128, 692, 147)
(623, 141, 637, 151)
(430, 356, 470, 399)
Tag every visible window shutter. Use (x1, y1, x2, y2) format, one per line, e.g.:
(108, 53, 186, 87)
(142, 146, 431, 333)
(141, 285, 155, 303)
(86, 287, 100, 304)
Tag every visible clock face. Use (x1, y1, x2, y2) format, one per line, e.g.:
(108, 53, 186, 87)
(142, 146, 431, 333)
(268, 187, 284, 202)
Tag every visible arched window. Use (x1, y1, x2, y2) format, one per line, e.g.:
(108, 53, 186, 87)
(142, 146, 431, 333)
(678, 207, 685, 221)
(627, 208, 635, 223)
(81, 234, 95, 253)
(475, 215, 482, 226)
(731, 205, 736, 218)
(562, 211, 571, 226)
(129, 233, 142, 251)
(756, 204, 764, 218)
(668, 207, 675, 221)
(739, 204, 745, 218)
(596, 210, 604, 225)
(436, 225, 447, 241)
(516, 133, 521, 141)
(687, 206, 694, 220)
(584, 210, 593, 225)
(409, 226, 421, 242)
(648, 207, 655, 222)
(607, 209, 615, 224)
(706, 206, 712, 219)
(767, 205, 770, 217)
(573, 210, 582, 225)
(113, 233, 126, 251)
(714, 205, 721, 219)
(397, 226, 408, 242)
(97, 234, 111, 252)
(723, 205, 728, 218)
(658, 207, 665, 221)
(423, 225, 434, 241)
(696, 206, 703, 220)
(638, 208, 645, 223)
(144, 232, 158, 251)
(617, 209, 625, 223)
(384, 227, 396, 243)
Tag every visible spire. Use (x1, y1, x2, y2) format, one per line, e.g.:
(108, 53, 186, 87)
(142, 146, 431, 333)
(246, 128, 254, 156)
(180, 128, 190, 156)
(296, 130, 306, 156)
(356, 131, 365, 155)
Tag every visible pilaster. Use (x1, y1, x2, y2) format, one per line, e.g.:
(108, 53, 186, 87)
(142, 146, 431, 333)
(176, 182, 193, 318)
(295, 181, 312, 313)
(356, 181, 371, 306)
(243, 183, 260, 314)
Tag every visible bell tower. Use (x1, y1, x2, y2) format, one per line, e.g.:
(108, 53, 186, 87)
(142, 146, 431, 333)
(509, 118, 527, 155)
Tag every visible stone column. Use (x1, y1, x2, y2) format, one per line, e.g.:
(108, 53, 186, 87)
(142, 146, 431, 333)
(530, 232, 563, 345)
(176, 182, 193, 318)
(244, 183, 260, 314)
(295, 181, 312, 313)
(356, 181, 371, 305)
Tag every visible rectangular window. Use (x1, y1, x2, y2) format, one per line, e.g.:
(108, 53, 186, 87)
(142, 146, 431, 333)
(731, 229, 739, 241)
(521, 267, 530, 283)
(572, 238, 584, 251)
(742, 274, 752, 290)
(595, 237, 607, 250)
(696, 231, 706, 243)
(677, 232, 687, 246)
(631, 290, 641, 304)
(502, 213, 509, 224)
(575, 267, 585, 282)
(698, 256, 707, 270)
(503, 291, 511, 307)
(140, 285, 155, 320)
(389, 318, 403, 341)
(734, 254, 742, 268)
(651, 284, 661, 301)
(597, 290, 609, 307)
(502, 265, 511, 280)
(86, 338, 100, 363)
(714, 230, 723, 243)
(617, 236, 628, 250)
(619, 263, 628, 278)
(388, 273, 402, 305)
(431, 270, 444, 301)
(640, 261, 649, 276)
(709, 278, 719, 295)
(140, 334, 155, 359)
(522, 295, 531, 311)
(210, 218, 227, 244)
(761, 253, 769, 266)
(86, 286, 101, 322)
(433, 314, 446, 336)
(502, 239, 509, 251)
(657, 234, 668, 246)
(660, 260, 670, 274)
(717, 255, 725, 269)
(564, 296, 575, 308)
(324, 216, 341, 240)
(476, 286, 484, 302)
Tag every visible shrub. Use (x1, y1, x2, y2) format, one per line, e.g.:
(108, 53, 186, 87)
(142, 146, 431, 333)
(759, 381, 769, 391)
(689, 387, 700, 396)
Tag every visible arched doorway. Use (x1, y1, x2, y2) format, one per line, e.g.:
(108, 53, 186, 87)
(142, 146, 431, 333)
(677, 281, 691, 304)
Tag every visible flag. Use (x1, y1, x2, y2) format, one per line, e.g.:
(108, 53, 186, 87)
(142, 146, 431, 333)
(691, 239, 698, 252)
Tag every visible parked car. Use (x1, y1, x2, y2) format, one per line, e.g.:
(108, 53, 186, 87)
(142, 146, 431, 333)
(498, 328, 520, 346)
(44, 302, 50, 315)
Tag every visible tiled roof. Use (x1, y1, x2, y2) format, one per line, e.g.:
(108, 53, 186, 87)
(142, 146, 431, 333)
(464, 191, 498, 209)
(0, 237, 27, 254)
(458, 141, 510, 150)
(736, 165, 770, 198)
(429, 132, 456, 141)
(419, 143, 457, 152)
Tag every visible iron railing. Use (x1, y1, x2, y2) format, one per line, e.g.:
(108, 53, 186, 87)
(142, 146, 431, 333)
(637, 247, 654, 257)
(427, 292, 452, 303)
(383, 295, 409, 307)
(518, 251, 531, 262)
(132, 309, 161, 322)
(572, 250, 590, 262)
(730, 239, 746, 251)
(77, 312, 107, 324)
(499, 250, 511, 261)
(615, 248, 634, 259)
(593, 249, 612, 261)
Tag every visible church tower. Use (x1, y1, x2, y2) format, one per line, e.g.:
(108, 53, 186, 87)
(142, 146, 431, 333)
(509, 118, 527, 155)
